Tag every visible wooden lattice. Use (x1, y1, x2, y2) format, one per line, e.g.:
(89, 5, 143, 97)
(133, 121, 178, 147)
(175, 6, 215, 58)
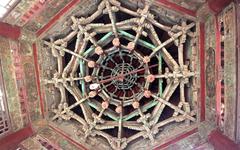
(43, 0, 198, 149)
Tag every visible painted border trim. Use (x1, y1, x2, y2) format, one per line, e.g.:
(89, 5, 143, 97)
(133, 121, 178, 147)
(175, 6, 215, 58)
(33, 43, 45, 118)
(49, 124, 88, 150)
(215, 16, 221, 125)
(154, 128, 198, 149)
(36, 0, 197, 37)
(200, 22, 206, 122)
(36, 0, 81, 37)
(156, 0, 196, 17)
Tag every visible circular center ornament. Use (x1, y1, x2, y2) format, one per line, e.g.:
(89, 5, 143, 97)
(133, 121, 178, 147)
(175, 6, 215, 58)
(98, 49, 143, 101)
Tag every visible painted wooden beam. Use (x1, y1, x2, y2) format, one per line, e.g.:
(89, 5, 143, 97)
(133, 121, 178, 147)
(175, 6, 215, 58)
(236, 0, 240, 143)
(154, 128, 198, 149)
(0, 22, 21, 40)
(0, 124, 34, 150)
(215, 15, 221, 126)
(36, 0, 81, 37)
(49, 125, 88, 150)
(200, 23, 206, 122)
(208, 0, 232, 14)
(208, 130, 240, 150)
(20, 0, 48, 26)
(33, 43, 45, 118)
(156, 0, 196, 17)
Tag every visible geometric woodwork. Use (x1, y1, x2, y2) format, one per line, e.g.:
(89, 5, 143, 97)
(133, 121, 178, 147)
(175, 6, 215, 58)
(43, 0, 199, 149)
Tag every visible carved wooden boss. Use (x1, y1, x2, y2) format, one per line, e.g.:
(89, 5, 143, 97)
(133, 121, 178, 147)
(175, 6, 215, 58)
(43, 0, 198, 149)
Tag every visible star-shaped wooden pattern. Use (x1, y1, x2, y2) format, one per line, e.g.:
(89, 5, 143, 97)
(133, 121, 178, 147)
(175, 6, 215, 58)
(43, 0, 199, 149)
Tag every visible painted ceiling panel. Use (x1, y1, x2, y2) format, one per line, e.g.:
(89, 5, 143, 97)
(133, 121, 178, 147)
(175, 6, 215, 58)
(2, 0, 205, 33)
(3, 0, 37, 25)
(168, 0, 205, 11)
(23, 0, 73, 32)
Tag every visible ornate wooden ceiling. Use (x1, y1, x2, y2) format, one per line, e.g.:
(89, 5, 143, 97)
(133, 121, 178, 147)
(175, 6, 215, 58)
(42, 0, 199, 149)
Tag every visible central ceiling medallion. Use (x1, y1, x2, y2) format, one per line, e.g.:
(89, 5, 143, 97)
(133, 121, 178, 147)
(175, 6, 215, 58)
(43, 0, 199, 149)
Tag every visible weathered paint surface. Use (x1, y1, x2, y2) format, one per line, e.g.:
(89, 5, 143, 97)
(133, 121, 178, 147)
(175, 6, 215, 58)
(168, 0, 205, 11)
(0, 36, 24, 131)
(0, 30, 41, 132)
(0, 124, 33, 150)
(20, 136, 44, 150)
(236, 0, 240, 143)
(0, 1, 239, 150)
(3, 0, 37, 26)
(38, 126, 84, 150)
(162, 132, 214, 150)
(220, 3, 237, 141)
(24, 0, 73, 32)
(206, 48, 215, 99)
(3, 0, 73, 32)
(208, 130, 240, 150)
(3, 0, 203, 33)
(204, 15, 217, 124)
(20, 41, 42, 123)
(0, 22, 21, 40)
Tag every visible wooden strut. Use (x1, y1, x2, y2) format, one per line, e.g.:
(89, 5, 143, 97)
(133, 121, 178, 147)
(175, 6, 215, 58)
(43, 0, 199, 149)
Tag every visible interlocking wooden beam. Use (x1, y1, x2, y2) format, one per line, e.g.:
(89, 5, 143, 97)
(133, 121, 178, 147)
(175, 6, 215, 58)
(42, 0, 199, 149)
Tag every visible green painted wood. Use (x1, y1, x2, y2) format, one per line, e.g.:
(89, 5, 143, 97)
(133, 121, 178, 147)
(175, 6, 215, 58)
(83, 32, 113, 56)
(159, 53, 163, 97)
(123, 100, 158, 121)
(87, 101, 118, 121)
(79, 60, 85, 95)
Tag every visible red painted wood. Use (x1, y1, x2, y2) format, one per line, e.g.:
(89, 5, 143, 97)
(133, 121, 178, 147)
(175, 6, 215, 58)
(200, 23, 206, 122)
(49, 125, 88, 150)
(208, 130, 240, 150)
(208, 0, 232, 14)
(32, 43, 45, 118)
(0, 124, 34, 150)
(156, 0, 196, 17)
(36, 0, 81, 37)
(0, 22, 21, 40)
(215, 16, 221, 126)
(154, 128, 198, 149)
